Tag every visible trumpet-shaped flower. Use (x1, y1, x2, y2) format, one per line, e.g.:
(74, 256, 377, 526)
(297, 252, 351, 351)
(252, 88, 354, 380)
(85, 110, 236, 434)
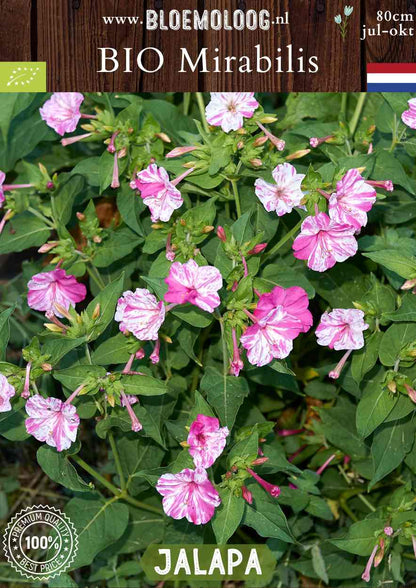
(316, 308, 369, 350)
(25, 395, 80, 452)
(27, 269, 87, 318)
(130, 164, 184, 222)
(292, 212, 357, 272)
(165, 259, 222, 313)
(402, 98, 416, 129)
(205, 92, 259, 133)
(115, 288, 165, 341)
(156, 467, 221, 525)
(40, 92, 84, 136)
(0, 374, 15, 412)
(329, 169, 377, 230)
(254, 163, 305, 216)
(187, 414, 229, 468)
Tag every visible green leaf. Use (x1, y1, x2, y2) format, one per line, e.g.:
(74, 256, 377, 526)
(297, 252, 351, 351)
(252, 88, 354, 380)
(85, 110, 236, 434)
(378, 323, 416, 366)
(383, 293, 416, 322)
(171, 305, 213, 328)
(92, 333, 132, 365)
(65, 495, 129, 569)
(211, 488, 244, 544)
(107, 504, 164, 554)
(120, 374, 167, 396)
(319, 398, 368, 459)
(53, 174, 85, 226)
(369, 416, 416, 488)
(330, 518, 385, 555)
(351, 331, 383, 384)
(374, 151, 415, 195)
(117, 184, 144, 236)
(0, 94, 35, 141)
(37, 445, 91, 492)
(362, 250, 416, 279)
(0, 306, 14, 361)
(200, 366, 249, 430)
(94, 228, 142, 268)
(53, 365, 107, 390)
(356, 383, 397, 438)
(0, 213, 50, 254)
(311, 544, 329, 585)
(86, 272, 125, 341)
(41, 336, 86, 364)
(242, 485, 294, 543)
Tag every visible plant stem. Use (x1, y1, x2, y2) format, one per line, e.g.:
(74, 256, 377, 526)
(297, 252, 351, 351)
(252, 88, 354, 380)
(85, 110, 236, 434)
(183, 92, 191, 116)
(195, 92, 209, 134)
(87, 263, 106, 291)
(71, 454, 120, 495)
(263, 218, 303, 260)
(349, 93, 366, 138)
(231, 179, 242, 218)
(71, 454, 164, 515)
(108, 432, 126, 490)
(340, 93, 348, 119)
(27, 206, 55, 230)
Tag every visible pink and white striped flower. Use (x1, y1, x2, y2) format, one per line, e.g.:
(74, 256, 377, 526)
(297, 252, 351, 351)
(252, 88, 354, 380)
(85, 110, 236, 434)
(115, 288, 165, 341)
(402, 97, 416, 129)
(27, 269, 87, 318)
(40, 93, 84, 136)
(292, 212, 357, 272)
(165, 259, 222, 313)
(328, 169, 377, 230)
(255, 163, 305, 216)
(240, 286, 312, 367)
(187, 414, 229, 468)
(316, 308, 369, 350)
(0, 374, 15, 412)
(25, 395, 80, 452)
(130, 164, 192, 222)
(156, 467, 221, 525)
(205, 92, 259, 133)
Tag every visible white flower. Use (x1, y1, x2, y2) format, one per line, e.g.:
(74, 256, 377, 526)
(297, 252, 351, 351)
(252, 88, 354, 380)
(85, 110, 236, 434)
(344, 6, 353, 16)
(334, 14, 342, 24)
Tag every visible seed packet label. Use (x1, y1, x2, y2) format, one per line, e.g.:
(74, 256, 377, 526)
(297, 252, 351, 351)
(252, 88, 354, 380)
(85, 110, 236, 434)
(141, 544, 276, 584)
(0, 63, 46, 92)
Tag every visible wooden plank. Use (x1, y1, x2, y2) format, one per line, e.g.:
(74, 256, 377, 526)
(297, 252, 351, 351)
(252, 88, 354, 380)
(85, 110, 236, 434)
(365, 0, 416, 67)
(0, 0, 32, 61)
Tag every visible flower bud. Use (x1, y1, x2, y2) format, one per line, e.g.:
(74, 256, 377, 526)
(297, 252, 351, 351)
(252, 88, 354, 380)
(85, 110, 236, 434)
(166, 145, 197, 158)
(41, 363, 53, 372)
(216, 226, 226, 242)
(92, 303, 101, 320)
(248, 243, 267, 255)
(38, 241, 58, 253)
(242, 486, 253, 504)
(253, 135, 269, 147)
(76, 212, 86, 221)
(155, 132, 171, 143)
(286, 149, 311, 161)
(93, 235, 102, 243)
(202, 225, 214, 234)
(259, 115, 278, 124)
(250, 158, 263, 168)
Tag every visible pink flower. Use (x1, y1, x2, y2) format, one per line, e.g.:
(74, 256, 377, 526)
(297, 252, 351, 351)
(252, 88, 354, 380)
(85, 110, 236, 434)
(230, 328, 244, 376)
(0, 374, 15, 412)
(156, 467, 221, 525)
(25, 395, 80, 452)
(0, 171, 5, 208)
(130, 164, 187, 222)
(384, 526, 393, 537)
(187, 414, 229, 468)
(402, 98, 416, 129)
(362, 544, 379, 583)
(40, 92, 84, 136)
(205, 92, 259, 133)
(240, 286, 312, 367)
(254, 163, 305, 216)
(120, 394, 138, 407)
(246, 468, 280, 498)
(165, 259, 222, 313)
(328, 169, 377, 230)
(316, 308, 369, 350)
(120, 391, 142, 432)
(242, 486, 253, 504)
(27, 269, 87, 318)
(115, 288, 165, 341)
(292, 212, 357, 272)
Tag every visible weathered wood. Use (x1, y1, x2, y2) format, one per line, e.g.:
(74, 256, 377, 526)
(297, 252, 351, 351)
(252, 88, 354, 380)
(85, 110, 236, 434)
(0, 0, 415, 90)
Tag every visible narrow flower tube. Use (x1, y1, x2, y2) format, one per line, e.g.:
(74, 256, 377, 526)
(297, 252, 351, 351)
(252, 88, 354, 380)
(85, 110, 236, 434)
(412, 535, 416, 558)
(122, 354, 136, 374)
(165, 233, 175, 261)
(404, 383, 416, 404)
(61, 132, 92, 147)
(329, 349, 353, 379)
(256, 121, 285, 151)
(309, 135, 334, 148)
(361, 544, 379, 583)
(150, 339, 161, 364)
(277, 428, 304, 437)
(316, 453, 336, 475)
(246, 467, 281, 497)
(107, 130, 119, 154)
(0, 209, 12, 235)
(166, 145, 197, 158)
(120, 390, 142, 432)
(241, 254, 249, 277)
(366, 179, 394, 192)
(242, 486, 253, 504)
(21, 362, 32, 399)
(64, 383, 85, 405)
(111, 151, 120, 189)
(170, 166, 195, 187)
(230, 328, 244, 377)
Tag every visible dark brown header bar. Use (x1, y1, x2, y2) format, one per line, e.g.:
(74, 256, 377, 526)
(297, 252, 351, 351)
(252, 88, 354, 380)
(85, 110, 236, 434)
(1, 0, 415, 91)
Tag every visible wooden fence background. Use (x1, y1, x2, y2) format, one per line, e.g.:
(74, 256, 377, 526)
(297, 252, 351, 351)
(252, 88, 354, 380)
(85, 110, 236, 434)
(0, 0, 416, 91)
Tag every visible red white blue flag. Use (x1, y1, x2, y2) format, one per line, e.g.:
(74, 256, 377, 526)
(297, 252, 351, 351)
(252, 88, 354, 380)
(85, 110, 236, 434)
(367, 63, 416, 92)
